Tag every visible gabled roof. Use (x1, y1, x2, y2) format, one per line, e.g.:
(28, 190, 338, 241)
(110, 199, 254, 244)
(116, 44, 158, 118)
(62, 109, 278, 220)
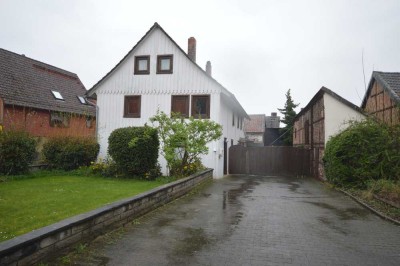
(86, 22, 248, 119)
(361, 71, 400, 108)
(244, 114, 266, 133)
(0, 48, 95, 116)
(295, 86, 363, 119)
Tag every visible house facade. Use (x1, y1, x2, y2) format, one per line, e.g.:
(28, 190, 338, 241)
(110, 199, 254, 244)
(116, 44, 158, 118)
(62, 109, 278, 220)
(86, 23, 248, 178)
(0, 48, 96, 146)
(293, 87, 365, 179)
(243, 114, 266, 146)
(361, 71, 400, 125)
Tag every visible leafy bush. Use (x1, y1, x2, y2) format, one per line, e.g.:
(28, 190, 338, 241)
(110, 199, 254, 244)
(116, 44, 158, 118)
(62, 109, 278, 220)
(0, 131, 36, 175)
(43, 137, 99, 170)
(108, 126, 159, 177)
(150, 111, 222, 177)
(324, 120, 400, 188)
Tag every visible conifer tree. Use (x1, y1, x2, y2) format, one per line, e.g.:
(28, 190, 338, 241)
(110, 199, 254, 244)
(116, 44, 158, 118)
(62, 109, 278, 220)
(278, 89, 299, 146)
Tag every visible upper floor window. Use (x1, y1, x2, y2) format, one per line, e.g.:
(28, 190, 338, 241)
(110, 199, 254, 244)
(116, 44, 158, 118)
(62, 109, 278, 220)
(157, 55, 173, 74)
(134, 56, 150, 75)
(191, 95, 210, 119)
(77, 96, 86, 104)
(232, 113, 235, 126)
(124, 95, 141, 118)
(171, 95, 189, 118)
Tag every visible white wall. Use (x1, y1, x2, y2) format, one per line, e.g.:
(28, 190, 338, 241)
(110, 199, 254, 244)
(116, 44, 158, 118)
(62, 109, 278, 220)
(94, 27, 246, 178)
(324, 93, 366, 144)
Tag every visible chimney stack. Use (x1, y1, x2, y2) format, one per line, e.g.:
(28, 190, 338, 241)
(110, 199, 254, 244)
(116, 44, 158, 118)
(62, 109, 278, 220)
(188, 37, 196, 62)
(206, 61, 212, 76)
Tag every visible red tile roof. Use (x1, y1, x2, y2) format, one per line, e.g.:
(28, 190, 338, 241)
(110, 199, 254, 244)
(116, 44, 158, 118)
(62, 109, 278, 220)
(244, 114, 266, 133)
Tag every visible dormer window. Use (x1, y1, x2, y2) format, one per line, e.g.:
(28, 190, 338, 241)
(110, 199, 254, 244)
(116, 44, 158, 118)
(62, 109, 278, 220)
(157, 55, 173, 74)
(134, 55, 150, 75)
(51, 90, 64, 100)
(77, 96, 86, 104)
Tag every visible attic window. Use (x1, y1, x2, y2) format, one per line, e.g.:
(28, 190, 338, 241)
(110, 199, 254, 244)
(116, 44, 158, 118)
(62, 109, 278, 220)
(51, 90, 64, 100)
(77, 96, 86, 104)
(134, 56, 150, 75)
(157, 55, 173, 74)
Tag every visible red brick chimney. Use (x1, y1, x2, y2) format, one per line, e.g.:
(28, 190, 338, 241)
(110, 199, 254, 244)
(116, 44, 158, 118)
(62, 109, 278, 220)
(188, 37, 196, 62)
(206, 61, 212, 76)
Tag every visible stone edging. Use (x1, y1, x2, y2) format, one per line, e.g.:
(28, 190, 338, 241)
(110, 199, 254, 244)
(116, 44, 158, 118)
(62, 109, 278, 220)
(0, 169, 213, 265)
(338, 188, 400, 226)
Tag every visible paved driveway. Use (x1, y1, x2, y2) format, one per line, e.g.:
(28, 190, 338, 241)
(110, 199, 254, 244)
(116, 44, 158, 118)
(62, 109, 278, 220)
(76, 175, 400, 266)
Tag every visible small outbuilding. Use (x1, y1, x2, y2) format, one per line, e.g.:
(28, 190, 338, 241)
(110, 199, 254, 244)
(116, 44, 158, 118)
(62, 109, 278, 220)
(293, 87, 365, 179)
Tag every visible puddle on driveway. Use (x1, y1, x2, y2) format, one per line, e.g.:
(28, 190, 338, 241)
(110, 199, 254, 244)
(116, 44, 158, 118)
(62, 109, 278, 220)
(172, 227, 213, 256)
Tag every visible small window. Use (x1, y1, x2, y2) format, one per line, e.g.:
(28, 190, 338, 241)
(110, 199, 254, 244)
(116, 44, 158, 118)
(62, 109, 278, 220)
(232, 113, 235, 126)
(191, 95, 210, 119)
(86, 117, 93, 128)
(77, 96, 86, 104)
(51, 90, 64, 100)
(171, 95, 189, 117)
(134, 56, 150, 75)
(157, 55, 173, 74)
(237, 116, 239, 129)
(50, 112, 69, 127)
(124, 96, 141, 118)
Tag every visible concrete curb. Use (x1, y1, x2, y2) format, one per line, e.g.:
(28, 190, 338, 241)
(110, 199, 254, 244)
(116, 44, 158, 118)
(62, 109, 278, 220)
(338, 188, 400, 226)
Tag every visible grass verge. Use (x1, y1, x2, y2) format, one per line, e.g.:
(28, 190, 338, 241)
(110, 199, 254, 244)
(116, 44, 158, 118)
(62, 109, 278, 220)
(0, 170, 172, 242)
(341, 179, 400, 222)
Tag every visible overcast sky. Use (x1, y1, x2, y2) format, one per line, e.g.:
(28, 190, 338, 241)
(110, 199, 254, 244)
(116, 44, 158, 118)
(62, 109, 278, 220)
(1, 0, 399, 116)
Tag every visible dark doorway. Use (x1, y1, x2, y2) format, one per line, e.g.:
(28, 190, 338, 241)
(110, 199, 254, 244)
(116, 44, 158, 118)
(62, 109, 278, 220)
(223, 138, 228, 175)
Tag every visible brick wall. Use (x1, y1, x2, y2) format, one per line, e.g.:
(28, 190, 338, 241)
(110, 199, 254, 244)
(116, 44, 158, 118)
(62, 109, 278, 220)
(2, 105, 95, 138)
(0, 169, 213, 265)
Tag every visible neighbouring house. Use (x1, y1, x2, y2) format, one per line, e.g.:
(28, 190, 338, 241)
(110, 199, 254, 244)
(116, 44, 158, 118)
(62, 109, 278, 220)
(86, 23, 248, 178)
(293, 87, 365, 179)
(243, 114, 266, 146)
(361, 71, 400, 125)
(265, 112, 282, 146)
(0, 48, 96, 161)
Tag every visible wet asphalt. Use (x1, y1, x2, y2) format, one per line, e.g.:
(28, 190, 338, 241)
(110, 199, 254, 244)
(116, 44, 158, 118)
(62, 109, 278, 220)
(72, 175, 400, 266)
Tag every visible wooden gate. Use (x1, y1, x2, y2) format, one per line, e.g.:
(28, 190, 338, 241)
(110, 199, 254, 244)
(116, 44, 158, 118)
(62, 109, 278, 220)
(229, 145, 311, 176)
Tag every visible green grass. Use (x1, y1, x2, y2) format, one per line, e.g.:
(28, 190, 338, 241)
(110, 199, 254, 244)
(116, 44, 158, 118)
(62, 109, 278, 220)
(0, 171, 170, 242)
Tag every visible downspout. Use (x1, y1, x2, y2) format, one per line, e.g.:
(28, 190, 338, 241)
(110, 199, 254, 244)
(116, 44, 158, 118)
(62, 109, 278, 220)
(95, 105, 99, 141)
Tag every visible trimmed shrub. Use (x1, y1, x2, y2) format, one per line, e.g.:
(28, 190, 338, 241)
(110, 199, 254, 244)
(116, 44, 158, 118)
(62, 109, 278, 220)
(0, 131, 36, 175)
(43, 137, 99, 170)
(108, 126, 159, 177)
(324, 120, 400, 188)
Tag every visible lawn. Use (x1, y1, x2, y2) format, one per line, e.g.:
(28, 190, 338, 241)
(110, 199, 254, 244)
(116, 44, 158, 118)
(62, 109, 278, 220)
(0, 171, 169, 242)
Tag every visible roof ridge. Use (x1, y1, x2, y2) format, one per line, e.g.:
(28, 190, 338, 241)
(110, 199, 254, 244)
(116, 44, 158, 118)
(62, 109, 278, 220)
(0, 48, 78, 77)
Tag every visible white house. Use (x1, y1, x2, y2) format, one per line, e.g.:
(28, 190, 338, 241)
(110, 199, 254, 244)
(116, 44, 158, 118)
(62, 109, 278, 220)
(86, 23, 248, 178)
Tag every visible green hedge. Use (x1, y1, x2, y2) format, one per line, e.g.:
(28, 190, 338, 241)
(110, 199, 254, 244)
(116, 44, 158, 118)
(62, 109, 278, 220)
(0, 131, 36, 175)
(324, 120, 400, 188)
(108, 126, 159, 177)
(43, 137, 99, 170)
